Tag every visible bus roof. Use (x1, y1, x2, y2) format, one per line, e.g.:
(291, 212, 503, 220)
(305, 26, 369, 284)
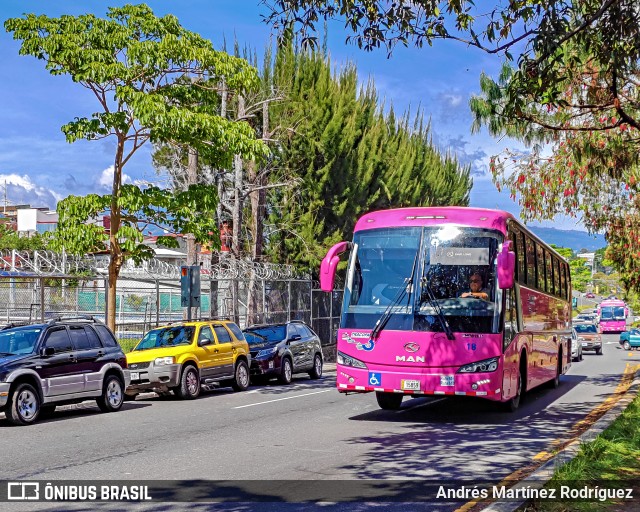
(353, 207, 568, 261)
(598, 299, 626, 306)
(354, 207, 515, 234)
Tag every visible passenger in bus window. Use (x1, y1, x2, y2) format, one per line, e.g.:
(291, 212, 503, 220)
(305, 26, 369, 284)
(460, 272, 490, 300)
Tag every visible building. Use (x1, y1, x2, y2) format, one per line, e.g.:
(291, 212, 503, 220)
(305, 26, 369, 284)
(16, 207, 58, 235)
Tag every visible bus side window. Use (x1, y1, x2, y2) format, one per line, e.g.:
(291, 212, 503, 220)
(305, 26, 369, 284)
(525, 236, 536, 288)
(516, 230, 526, 285)
(553, 258, 561, 298)
(536, 243, 545, 292)
(545, 250, 554, 295)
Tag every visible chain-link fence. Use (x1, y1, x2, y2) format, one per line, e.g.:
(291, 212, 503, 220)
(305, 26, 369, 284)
(0, 276, 342, 357)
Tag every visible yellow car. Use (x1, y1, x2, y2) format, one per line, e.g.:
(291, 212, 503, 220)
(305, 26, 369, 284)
(125, 320, 251, 399)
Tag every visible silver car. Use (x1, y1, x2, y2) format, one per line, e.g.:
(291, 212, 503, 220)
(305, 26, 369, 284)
(570, 329, 584, 361)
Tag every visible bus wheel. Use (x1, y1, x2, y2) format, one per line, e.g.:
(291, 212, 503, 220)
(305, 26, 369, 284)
(504, 368, 522, 412)
(375, 392, 403, 410)
(547, 352, 562, 389)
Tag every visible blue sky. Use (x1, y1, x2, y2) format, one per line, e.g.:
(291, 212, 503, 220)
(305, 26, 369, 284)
(0, 1, 585, 231)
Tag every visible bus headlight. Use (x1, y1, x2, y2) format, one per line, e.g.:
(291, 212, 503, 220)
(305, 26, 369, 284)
(337, 351, 368, 369)
(457, 357, 499, 373)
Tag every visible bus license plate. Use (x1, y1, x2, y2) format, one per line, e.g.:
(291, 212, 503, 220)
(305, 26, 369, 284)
(130, 372, 139, 381)
(402, 380, 420, 390)
(440, 375, 454, 387)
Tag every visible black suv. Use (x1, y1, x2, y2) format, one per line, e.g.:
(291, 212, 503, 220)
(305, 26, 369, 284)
(0, 316, 129, 426)
(243, 320, 323, 384)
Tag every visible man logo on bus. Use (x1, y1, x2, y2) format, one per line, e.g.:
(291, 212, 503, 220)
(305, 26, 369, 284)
(342, 332, 375, 351)
(404, 342, 420, 353)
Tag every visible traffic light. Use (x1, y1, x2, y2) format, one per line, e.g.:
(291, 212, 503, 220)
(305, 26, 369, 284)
(180, 266, 201, 308)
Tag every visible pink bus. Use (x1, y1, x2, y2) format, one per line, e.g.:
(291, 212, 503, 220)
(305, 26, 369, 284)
(320, 207, 572, 411)
(597, 299, 628, 333)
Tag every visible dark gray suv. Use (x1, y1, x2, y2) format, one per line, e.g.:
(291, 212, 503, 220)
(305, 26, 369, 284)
(243, 320, 323, 384)
(0, 316, 130, 426)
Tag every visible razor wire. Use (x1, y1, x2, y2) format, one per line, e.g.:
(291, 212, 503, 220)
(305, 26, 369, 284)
(0, 250, 307, 281)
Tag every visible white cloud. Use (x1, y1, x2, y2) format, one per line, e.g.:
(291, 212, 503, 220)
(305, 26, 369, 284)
(96, 166, 131, 192)
(442, 93, 463, 107)
(0, 173, 62, 209)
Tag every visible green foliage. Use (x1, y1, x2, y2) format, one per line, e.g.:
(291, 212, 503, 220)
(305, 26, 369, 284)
(50, 184, 220, 263)
(264, 46, 471, 271)
(0, 224, 50, 251)
(5, 4, 269, 328)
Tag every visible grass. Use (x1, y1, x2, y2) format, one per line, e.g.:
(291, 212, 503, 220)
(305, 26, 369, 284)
(523, 393, 640, 512)
(118, 338, 139, 353)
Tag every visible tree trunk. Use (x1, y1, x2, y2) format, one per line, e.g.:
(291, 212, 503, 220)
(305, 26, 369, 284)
(106, 137, 126, 332)
(229, 95, 245, 325)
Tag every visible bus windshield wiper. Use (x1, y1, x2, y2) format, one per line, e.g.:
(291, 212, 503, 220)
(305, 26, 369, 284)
(421, 279, 455, 341)
(371, 250, 420, 341)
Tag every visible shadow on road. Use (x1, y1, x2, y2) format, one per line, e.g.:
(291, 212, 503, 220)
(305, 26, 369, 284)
(338, 374, 605, 481)
(0, 400, 151, 427)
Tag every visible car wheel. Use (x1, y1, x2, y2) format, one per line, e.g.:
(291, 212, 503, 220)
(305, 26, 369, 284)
(595, 347, 602, 355)
(623, 341, 631, 350)
(6, 383, 41, 426)
(278, 357, 293, 384)
(308, 353, 323, 379)
(231, 360, 250, 391)
(375, 391, 403, 410)
(97, 375, 124, 412)
(579, 348, 583, 361)
(175, 365, 200, 399)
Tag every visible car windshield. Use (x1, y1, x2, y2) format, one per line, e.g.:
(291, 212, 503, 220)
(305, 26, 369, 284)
(0, 327, 42, 355)
(243, 325, 286, 345)
(135, 326, 195, 350)
(574, 324, 597, 334)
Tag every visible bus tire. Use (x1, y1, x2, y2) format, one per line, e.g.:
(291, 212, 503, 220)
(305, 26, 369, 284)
(547, 351, 562, 389)
(504, 361, 525, 412)
(375, 391, 403, 410)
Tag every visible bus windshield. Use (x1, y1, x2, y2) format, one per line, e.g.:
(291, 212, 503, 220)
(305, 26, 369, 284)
(600, 306, 625, 320)
(342, 226, 502, 334)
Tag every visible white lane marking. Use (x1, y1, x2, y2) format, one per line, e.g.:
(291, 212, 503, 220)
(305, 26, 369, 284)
(234, 389, 332, 409)
(397, 397, 448, 413)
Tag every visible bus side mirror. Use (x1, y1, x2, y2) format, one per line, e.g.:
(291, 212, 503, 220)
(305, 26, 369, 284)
(497, 240, 516, 289)
(320, 241, 351, 292)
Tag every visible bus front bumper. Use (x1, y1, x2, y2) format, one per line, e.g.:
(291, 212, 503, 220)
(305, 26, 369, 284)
(336, 364, 503, 400)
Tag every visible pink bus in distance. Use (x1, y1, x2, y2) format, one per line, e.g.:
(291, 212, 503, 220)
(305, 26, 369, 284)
(320, 207, 572, 411)
(597, 299, 628, 334)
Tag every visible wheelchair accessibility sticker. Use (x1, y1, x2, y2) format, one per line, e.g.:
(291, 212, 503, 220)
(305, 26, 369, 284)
(368, 372, 382, 386)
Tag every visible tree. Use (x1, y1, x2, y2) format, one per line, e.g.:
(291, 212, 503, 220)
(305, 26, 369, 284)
(6, 4, 268, 330)
(466, 3, 640, 291)
(264, 45, 471, 271)
(0, 224, 49, 251)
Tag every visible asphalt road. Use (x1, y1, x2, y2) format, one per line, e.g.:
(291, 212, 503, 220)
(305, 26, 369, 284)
(2, 334, 638, 512)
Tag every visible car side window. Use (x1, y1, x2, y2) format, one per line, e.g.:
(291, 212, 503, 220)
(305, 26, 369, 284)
(288, 324, 302, 339)
(84, 326, 103, 348)
(226, 322, 246, 342)
(198, 326, 214, 345)
(94, 325, 118, 347)
(44, 327, 73, 353)
(213, 325, 232, 344)
(69, 325, 92, 350)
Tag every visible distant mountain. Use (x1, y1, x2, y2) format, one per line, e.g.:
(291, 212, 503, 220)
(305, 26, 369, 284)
(529, 227, 606, 252)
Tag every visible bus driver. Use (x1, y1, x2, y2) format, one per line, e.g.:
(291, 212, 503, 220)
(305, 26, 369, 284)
(460, 272, 489, 300)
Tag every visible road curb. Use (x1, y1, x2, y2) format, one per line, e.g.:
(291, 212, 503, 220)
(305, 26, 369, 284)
(481, 368, 640, 512)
